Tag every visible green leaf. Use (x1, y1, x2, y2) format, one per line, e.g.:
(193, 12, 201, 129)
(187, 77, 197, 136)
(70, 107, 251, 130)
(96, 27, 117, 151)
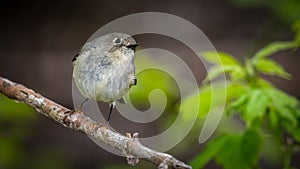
(214, 134, 244, 169)
(265, 88, 299, 126)
(191, 129, 262, 169)
(284, 114, 300, 143)
(279, 107, 300, 143)
(202, 51, 246, 83)
(244, 89, 269, 127)
(190, 134, 228, 168)
(225, 83, 247, 99)
(216, 130, 262, 169)
(292, 19, 300, 47)
(181, 83, 246, 120)
(203, 65, 245, 83)
(255, 59, 291, 79)
(253, 41, 295, 59)
(240, 129, 263, 164)
(256, 78, 273, 88)
(228, 89, 270, 127)
(227, 93, 248, 115)
(268, 106, 279, 129)
(202, 66, 226, 83)
(230, 66, 246, 81)
(203, 51, 241, 66)
(225, 83, 248, 115)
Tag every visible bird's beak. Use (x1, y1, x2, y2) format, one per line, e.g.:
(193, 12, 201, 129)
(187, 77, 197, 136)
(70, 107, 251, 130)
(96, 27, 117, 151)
(126, 43, 139, 50)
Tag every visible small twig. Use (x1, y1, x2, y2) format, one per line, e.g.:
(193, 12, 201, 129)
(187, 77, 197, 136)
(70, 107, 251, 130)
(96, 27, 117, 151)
(0, 76, 191, 169)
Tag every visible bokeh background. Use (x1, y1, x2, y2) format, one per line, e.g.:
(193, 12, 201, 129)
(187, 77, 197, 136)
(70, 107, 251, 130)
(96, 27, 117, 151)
(0, 0, 300, 169)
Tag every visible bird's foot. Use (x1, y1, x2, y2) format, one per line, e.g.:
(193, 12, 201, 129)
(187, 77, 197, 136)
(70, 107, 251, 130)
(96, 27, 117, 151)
(63, 109, 84, 125)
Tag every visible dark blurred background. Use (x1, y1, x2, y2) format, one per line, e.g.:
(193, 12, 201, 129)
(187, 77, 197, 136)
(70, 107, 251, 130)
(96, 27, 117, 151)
(0, 0, 300, 169)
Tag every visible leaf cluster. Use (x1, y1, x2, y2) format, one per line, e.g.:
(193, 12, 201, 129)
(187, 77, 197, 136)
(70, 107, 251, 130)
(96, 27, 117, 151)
(186, 20, 300, 169)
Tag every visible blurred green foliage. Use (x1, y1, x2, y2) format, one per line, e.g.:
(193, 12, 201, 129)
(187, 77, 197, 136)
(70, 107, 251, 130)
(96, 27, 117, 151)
(0, 93, 36, 121)
(191, 129, 262, 169)
(129, 54, 181, 130)
(229, 0, 300, 25)
(0, 93, 72, 169)
(129, 68, 179, 111)
(187, 20, 300, 169)
(0, 93, 36, 169)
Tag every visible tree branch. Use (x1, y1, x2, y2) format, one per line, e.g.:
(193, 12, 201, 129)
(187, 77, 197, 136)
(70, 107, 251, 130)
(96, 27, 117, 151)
(0, 76, 192, 169)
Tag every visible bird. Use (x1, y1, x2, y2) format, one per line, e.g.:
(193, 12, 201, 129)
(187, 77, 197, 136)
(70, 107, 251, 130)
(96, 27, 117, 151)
(72, 32, 139, 123)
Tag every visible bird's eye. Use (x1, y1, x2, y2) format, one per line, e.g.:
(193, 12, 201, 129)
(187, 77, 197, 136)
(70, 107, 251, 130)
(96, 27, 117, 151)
(113, 38, 122, 45)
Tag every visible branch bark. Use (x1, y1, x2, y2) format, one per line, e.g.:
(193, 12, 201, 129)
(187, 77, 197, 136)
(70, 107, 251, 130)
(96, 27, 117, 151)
(0, 76, 192, 169)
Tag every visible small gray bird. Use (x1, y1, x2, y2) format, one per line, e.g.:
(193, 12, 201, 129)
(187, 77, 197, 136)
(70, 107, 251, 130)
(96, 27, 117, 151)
(72, 32, 139, 122)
